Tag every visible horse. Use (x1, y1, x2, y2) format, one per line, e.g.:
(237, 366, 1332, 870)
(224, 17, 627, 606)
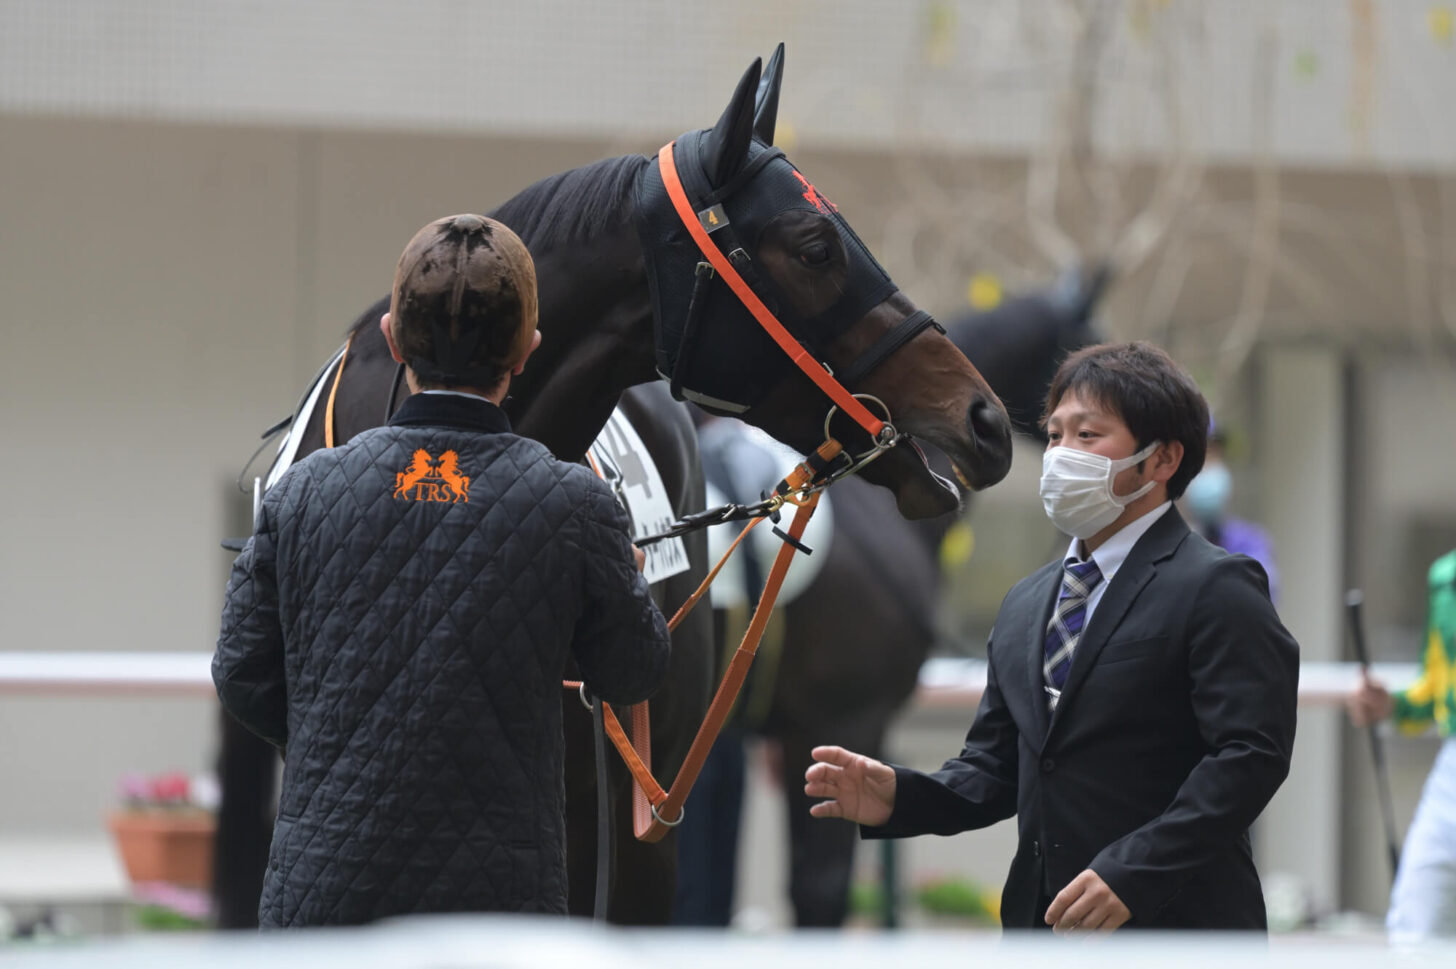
(212, 44, 1014, 927)
(685, 268, 1107, 927)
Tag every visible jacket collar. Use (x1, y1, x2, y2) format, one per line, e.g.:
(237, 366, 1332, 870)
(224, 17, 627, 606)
(387, 391, 513, 435)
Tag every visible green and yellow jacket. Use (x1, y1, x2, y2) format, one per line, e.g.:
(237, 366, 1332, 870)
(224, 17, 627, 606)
(1395, 549, 1456, 737)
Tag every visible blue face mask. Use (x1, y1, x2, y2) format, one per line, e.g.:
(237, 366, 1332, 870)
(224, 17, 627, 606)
(1186, 462, 1232, 524)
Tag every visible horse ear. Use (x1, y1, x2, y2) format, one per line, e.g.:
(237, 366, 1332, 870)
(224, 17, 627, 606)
(753, 43, 785, 145)
(1052, 261, 1113, 326)
(702, 57, 762, 186)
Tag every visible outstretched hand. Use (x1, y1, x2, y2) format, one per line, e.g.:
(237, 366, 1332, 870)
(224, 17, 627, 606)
(804, 746, 897, 827)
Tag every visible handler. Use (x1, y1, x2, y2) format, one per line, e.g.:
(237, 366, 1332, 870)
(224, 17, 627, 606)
(806, 342, 1298, 932)
(213, 214, 671, 927)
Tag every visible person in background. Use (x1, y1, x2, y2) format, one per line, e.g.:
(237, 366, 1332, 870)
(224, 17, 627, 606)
(213, 214, 671, 927)
(805, 341, 1297, 933)
(1181, 424, 1279, 604)
(1348, 548, 1456, 942)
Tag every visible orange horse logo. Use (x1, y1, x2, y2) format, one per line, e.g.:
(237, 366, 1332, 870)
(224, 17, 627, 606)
(395, 449, 435, 498)
(393, 448, 470, 503)
(436, 450, 470, 503)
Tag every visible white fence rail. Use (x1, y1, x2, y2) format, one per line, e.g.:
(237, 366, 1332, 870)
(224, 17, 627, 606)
(0, 652, 1420, 707)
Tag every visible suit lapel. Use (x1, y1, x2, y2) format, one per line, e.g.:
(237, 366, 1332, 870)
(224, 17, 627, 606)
(1045, 508, 1189, 743)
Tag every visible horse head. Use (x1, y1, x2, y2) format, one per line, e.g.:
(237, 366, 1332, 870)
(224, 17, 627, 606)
(638, 46, 1012, 520)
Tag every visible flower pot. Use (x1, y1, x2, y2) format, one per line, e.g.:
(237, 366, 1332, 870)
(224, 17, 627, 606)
(108, 811, 216, 888)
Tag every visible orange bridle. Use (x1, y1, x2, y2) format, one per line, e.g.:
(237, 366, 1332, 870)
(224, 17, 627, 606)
(655, 141, 894, 447)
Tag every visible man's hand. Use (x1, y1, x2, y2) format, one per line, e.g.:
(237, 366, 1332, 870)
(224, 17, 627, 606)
(632, 544, 646, 573)
(1045, 870, 1130, 934)
(804, 746, 896, 826)
(1347, 671, 1393, 728)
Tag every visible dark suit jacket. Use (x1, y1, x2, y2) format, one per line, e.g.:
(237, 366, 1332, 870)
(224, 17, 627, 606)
(864, 506, 1298, 930)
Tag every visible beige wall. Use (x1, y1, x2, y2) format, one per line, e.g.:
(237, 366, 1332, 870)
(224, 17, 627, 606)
(1, 118, 305, 830)
(5, 1, 1456, 169)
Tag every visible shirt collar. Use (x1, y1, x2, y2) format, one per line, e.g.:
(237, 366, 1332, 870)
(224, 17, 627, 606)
(387, 391, 513, 434)
(1064, 501, 1174, 582)
(418, 388, 493, 403)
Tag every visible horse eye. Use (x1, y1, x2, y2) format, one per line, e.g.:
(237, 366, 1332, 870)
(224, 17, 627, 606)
(800, 242, 831, 267)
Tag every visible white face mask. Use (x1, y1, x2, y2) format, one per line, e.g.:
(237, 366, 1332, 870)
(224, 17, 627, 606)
(1040, 441, 1161, 539)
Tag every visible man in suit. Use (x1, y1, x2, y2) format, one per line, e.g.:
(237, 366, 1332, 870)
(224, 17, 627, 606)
(804, 341, 1298, 933)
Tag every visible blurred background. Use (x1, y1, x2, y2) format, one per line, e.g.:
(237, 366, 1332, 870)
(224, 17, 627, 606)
(2, 0, 1455, 943)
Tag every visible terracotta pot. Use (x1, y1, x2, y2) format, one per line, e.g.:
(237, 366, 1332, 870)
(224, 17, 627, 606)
(108, 811, 216, 888)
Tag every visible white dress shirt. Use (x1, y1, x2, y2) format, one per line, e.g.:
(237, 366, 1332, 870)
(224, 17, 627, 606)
(1062, 501, 1174, 628)
(418, 389, 492, 402)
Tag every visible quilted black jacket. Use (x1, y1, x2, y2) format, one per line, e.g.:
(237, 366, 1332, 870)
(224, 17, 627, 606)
(213, 392, 671, 927)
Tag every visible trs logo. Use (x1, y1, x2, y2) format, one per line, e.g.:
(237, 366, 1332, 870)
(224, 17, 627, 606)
(394, 449, 470, 503)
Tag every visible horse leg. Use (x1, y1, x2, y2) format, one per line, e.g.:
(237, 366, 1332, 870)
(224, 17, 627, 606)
(778, 720, 885, 928)
(607, 820, 678, 924)
(562, 691, 681, 924)
(670, 722, 748, 925)
(212, 709, 278, 928)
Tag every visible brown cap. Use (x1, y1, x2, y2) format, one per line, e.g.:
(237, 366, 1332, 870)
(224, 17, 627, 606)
(388, 214, 538, 387)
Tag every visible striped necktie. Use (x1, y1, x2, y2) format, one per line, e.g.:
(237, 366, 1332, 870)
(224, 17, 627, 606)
(1043, 559, 1103, 711)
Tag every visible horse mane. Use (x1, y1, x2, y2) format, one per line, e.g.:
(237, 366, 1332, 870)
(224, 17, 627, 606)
(348, 153, 651, 340)
(488, 153, 650, 251)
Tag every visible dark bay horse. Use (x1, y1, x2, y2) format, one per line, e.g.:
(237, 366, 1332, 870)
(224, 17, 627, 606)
(687, 269, 1106, 927)
(214, 45, 1012, 927)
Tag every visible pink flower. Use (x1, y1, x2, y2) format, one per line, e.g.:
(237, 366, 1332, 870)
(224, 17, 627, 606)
(117, 772, 150, 805)
(149, 772, 191, 805)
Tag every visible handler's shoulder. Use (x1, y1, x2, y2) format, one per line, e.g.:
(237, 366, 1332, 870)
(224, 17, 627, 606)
(1176, 533, 1274, 603)
(510, 440, 615, 506)
(1005, 558, 1062, 602)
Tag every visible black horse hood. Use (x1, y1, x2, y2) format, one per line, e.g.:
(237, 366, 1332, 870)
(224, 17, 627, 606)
(634, 132, 898, 415)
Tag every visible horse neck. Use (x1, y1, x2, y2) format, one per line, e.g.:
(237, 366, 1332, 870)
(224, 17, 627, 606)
(501, 198, 657, 462)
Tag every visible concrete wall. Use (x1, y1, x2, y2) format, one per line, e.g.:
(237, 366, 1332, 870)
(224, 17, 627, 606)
(4, 1, 1455, 169)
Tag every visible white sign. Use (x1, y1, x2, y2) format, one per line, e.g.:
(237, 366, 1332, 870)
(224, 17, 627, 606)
(588, 409, 691, 586)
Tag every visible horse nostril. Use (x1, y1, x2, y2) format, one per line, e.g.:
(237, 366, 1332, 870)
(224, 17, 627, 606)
(967, 396, 1011, 449)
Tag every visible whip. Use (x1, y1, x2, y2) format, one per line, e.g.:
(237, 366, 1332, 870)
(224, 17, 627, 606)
(1345, 589, 1401, 882)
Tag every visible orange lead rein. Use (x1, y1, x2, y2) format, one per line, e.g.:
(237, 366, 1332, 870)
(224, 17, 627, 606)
(568, 438, 839, 842)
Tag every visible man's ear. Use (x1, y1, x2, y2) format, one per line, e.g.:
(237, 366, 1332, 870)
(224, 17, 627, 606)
(512, 329, 543, 376)
(1153, 440, 1185, 483)
(379, 313, 406, 365)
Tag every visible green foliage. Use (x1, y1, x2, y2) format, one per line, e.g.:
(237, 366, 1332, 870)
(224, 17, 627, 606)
(848, 880, 888, 918)
(848, 876, 1000, 926)
(914, 877, 999, 925)
(132, 905, 207, 932)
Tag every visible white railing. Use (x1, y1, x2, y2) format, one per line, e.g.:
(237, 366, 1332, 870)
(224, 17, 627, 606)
(0, 652, 1419, 707)
(0, 651, 214, 697)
